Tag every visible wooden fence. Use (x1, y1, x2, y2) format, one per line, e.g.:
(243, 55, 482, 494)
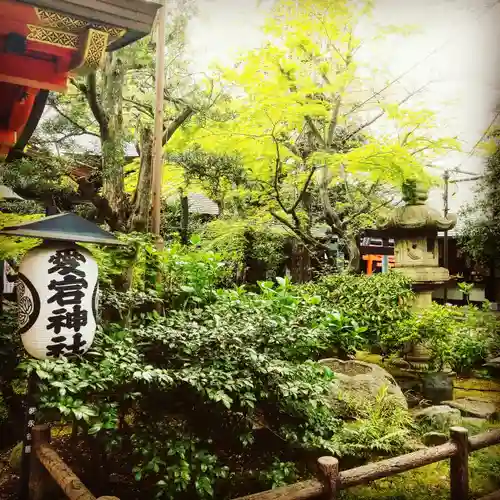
(28, 424, 500, 500)
(29, 424, 118, 500)
(233, 426, 500, 500)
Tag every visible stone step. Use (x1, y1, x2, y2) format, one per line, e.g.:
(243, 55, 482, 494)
(442, 397, 498, 420)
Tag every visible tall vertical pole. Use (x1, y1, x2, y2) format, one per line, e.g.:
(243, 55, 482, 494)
(382, 254, 389, 273)
(19, 205, 57, 499)
(151, 0, 166, 237)
(18, 373, 38, 500)
(443, 169, 450, 303)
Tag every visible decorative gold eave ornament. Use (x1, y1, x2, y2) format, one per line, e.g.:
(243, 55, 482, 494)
(71, 28, 109, 74)
(28, 6, 127, 75)
(34, 7, 126, 40)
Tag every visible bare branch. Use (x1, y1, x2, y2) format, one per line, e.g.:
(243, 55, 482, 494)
(345, 52, 435, 116)
(319, 166, 343, 233)
(162, 107, 194, 145)
(401, 124, 420, 146)
(343, 83, 428, 143)
(271, 136, 295, 221)
(270, 209, 329, 253)
(344, 197, 394, 226)
(291, 165, 318, 213)
(84, 73, 110, 141)
(123, 98, 154, 118)
(305, 116, 326, 147)
(48, 99, 100, 139)
(282, 140, 302, 158)
(53, 131, 90, 144)
(410, 145, 433, 156)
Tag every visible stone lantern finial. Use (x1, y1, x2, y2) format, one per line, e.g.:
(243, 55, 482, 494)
(401, 178, 428, 206)
(380, 179, 457, 234)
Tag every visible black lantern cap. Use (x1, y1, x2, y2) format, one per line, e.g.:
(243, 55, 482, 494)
(0, 212, 125, 246)
(0, 185, 24, 200)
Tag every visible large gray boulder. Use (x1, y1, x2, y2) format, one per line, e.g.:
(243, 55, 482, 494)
(319, 358, 408, 410)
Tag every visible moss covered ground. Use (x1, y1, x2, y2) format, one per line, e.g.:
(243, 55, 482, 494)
(347, 352, 500, 499)
(340, 440, 500, 499)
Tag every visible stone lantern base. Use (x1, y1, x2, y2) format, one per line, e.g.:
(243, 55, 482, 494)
(394, 266, 451, 374)
(394, 266, 450, 286)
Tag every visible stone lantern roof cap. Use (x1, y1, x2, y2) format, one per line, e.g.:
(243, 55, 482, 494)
(378, 179, 457, 234)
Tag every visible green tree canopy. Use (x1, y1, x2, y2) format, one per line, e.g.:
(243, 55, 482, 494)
(169, 0, 460, 269)
(459, 128, 500, 266)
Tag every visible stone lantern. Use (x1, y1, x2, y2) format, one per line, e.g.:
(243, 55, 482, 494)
(378, 179, 457, 370)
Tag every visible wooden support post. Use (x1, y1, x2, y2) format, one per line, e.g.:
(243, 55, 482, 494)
(450, 426, 469, 500)
(151, 0, 166, 237)
(317, 456, 339, 499)
(366, 256, 373, 275)
(29, 425, 52, 500)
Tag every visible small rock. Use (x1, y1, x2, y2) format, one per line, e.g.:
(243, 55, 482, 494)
(461, 417, 488, 428)
(390, 358, 411, 369)
(484, 357, 500, 375)
(443, 397, 497, 419)
(109, 473, 122, 484)
(411, 405, 461, 430)
(8, 442, 23, 472)
(405, 391, 425, 408)
(423, 432, 448, 446)
(485, 356, 500, 367)
(422, 372, 454, 404)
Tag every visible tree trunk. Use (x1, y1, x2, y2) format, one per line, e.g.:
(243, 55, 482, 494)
(101, 53, 127, 222)
(346, 236, 360, 273)
(180, 192, 189, 244)
(318, 165, 361, 273)
(129, 125, 154, 232)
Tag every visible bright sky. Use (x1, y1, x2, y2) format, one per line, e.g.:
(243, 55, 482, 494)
(186, 0, 500, 218)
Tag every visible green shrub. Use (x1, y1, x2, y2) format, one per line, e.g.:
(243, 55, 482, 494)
(2, 230, 422, 498)
(303, 273, 414, 348)
(26, 310, 340, 498)
(383, 303, 499, 373)
(201, 218, 288, 280)
(0, 212, 43, 261)
(18, 267, 412, 499)
(89, 232, 229, 321)
(331, 386, 415, 458)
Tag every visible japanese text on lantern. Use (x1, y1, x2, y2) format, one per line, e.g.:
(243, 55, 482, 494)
(46, 249, 88, 357)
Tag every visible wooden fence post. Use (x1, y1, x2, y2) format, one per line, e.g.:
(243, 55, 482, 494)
(29, 424, 52, 500)
(450, 426, 469, 500)
(317, 456, 339, 499)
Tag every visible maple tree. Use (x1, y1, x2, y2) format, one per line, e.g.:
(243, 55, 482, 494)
(171, 0, 460, 269)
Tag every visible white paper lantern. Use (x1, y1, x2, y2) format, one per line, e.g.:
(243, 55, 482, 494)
(16, 242, 99, 360)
